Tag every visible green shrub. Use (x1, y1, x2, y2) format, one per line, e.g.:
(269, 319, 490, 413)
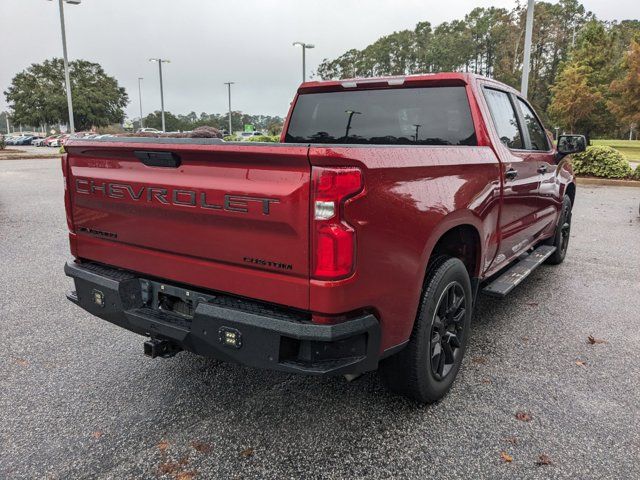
(633, 166, 640, 181)
(223, 135, 239, 142)
(245, 135, 280, 143)
(0, 135, 5, 150)
(571, 146, 633, 179)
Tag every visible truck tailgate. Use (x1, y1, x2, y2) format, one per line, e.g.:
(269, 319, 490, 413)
(64, 140, 311, 309)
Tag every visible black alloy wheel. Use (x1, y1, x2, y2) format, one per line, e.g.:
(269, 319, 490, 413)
(430, 281, 466, 380)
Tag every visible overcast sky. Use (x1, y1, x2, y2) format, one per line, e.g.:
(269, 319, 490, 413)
(1, 0, 638, 119)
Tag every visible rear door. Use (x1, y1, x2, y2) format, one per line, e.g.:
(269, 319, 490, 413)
(65, 140, 311, 309)
(482, 87, 548, 265)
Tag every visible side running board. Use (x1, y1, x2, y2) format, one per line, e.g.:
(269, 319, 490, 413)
(482, 245, 556, 298)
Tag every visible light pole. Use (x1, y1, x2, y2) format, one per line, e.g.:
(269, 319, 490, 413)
(49, 0, 80, 133)
(344, 110, 361, 140)
(292, 42, 315, 83)
(137, 77, 144, 129)
(149, 58, 170, 132)
(224, 82, 234, 135)
(520, 0, 535, 98)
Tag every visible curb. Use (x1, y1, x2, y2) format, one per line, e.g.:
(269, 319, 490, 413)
(0, 154, 61, 161)
(576, 177, 640, 188)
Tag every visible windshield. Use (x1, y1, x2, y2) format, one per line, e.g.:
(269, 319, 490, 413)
(285, 86, 476, 146)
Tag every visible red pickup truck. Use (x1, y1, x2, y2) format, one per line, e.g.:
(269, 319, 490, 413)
(63, 73, 585, 403)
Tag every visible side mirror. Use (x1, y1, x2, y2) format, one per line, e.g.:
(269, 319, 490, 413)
(556, 134, 586, 159)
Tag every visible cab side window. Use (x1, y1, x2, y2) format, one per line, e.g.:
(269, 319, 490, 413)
(484, 88, 523, 150)
(517, 98, 550, 151)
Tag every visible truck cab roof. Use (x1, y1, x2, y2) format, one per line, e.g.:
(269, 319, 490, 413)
(297, 72, 518, 95)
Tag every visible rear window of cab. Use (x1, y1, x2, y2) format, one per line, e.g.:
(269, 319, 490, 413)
(285, 86, 476, 146)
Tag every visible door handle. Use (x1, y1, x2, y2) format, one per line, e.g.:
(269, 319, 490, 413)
(537, 164, 548, 174)
(505, 168, 518, 180)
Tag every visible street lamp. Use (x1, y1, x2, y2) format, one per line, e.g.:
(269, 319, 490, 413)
(137, 77, 144, 129)
(520, 0, 535, 98)
(292, 42, 315, 83)
(224, 82, 234, 136)
(49, 0, 81, 133)
(149, 58, 170, 132)
(344, 110, 361, 139)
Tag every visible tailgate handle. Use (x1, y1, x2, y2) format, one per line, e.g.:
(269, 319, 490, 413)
(134, 151, 181, 168)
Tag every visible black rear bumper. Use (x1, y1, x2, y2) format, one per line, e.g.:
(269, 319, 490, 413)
(64, 261, 380, 376)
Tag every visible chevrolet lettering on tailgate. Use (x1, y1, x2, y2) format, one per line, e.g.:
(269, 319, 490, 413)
(74, 178, 279, 214)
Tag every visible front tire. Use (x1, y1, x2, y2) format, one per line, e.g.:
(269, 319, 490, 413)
(379, 256, 473, 403)
(545, 195, 572, 265)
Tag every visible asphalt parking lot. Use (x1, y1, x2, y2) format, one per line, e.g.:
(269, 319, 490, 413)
(1, 158, 639, 479)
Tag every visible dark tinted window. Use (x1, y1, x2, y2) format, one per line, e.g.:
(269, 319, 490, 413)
(517, 98, 550, 151)
(484, 88, 523, 149)
(285, 87, 476, 145)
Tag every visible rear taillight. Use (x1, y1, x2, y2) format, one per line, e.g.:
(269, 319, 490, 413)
(311, 167, 363, 280)
(61, 154, 75, 233)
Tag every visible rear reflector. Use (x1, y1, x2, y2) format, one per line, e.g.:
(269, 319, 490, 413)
(311, 167, 362, 280)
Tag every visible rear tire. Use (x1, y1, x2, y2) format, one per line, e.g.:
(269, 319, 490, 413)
(545, 195, 572, 265)
(379, 256, 473, 403)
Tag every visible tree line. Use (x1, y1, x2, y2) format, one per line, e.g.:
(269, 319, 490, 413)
(138, 111, 284, 134)
(316, 0, 640, 139)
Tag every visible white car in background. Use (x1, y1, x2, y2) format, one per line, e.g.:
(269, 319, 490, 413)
(238, 131, 264, 141)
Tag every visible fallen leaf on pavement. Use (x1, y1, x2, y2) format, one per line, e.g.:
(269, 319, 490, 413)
(500, 451, 513, 463)
(177, 472, 197, 480)
(158, 439, 170, 453)
(482, 378, 492, 384)
(587, 335, 606, 345)
(536, 454, 553, 466)
(575, 360, 587, 367)
(505, 436, 518, 445)
(158, 462, 181, 475)
(190, 441, 212, 454)
(240, 447, 254, 458)
(91, 431, 103, 439)
(472, 356, 487, 365)
(15, 358, 29, 367)
(515, 411, 532, 422)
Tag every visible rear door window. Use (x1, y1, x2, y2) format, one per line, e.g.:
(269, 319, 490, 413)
(285, 86, 477, 146)
(484, 88, 524, 149)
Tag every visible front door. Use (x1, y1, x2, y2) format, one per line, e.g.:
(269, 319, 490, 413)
(513, 96, 559, 238)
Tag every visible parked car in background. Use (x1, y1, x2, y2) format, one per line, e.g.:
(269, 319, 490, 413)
(238, 131, 265, 140)
(136, 128, 162, 134)
(13, 135, 36, 145)
(32, 137, 47, 147)
(6, 135, 26, 145)
(50, 135, 69, 148)
(44, 135, 61, 147)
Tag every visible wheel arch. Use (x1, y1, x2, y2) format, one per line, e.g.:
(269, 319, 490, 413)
(565, 182, 576, 206)
(420, 214, 485, 282)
